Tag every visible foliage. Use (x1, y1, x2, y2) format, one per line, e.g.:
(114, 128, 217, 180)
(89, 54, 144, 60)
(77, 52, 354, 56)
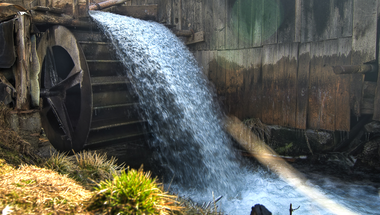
(88, 166, 181, 215)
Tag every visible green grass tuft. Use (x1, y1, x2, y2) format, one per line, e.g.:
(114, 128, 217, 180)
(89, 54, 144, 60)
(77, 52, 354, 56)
(88, 166, 181, 215)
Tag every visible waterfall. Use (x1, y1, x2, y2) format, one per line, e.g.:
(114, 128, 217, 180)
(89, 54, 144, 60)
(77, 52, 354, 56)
(89, 11, 243, 195)
(90, 11, 380, 214)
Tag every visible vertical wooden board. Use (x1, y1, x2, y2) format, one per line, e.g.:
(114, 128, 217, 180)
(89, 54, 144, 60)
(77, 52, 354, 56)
(262, 0, 279, 45)
(216, 51, 227, 109)
(182, 0, 193, 31)
(243, 48, 263, 119)
(307, 41, 324, 129)
(352, 0, 377, 64)
(172, 0, 180, 29)
(157, 0, 171, 24)
(251, 0, 263, 47)
(225, 50, 235, 114)
(296, 42, 310, 129)
(207, 50, 218, 94)
(294, 0, 302, 42)
(233, 50, 244, 118)
(261, 45, 277, 125)
(319, 39, 338, 131)
(282, 42, 298, 128)
(351, 0, 376, 117)
(301, 0, 353, 42)
(238, 0, 253, 49)
(225, 0, 239, 49)
(203, 0, 213, 50)
(335, 38, 351, 131)
(193, 0, 204, 50)
(212, 0, 227, 50)
(273, 43, 284, 126)
(277, 0, 296, 43)
(200, 51, 209, 77)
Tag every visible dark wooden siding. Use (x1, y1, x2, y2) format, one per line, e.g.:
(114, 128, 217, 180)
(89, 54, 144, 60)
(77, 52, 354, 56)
(159, 0, 379, 131)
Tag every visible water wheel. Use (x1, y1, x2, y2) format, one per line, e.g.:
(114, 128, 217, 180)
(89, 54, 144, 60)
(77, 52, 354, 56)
(37, 25, 148, 152)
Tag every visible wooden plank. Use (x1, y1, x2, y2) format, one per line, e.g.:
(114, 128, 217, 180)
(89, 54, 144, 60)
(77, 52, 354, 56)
(216, 51, 227, 108)
(237, 0, 253, 49)
(335, 37, 351, 131)
(193, 0, 204, 50)
(14, 14, 31, 111)
(273, 43, 283, 126)
(172, 0, 180, 29)
(262, 0, 279, 45)
(277, 0, 296, 43)
(301, 0, 353, 42)
(351, 0, 376, 117)
(207, 51, 217, 80)
(227, 50, 244, 118)
(294, 0, 301, 42)
(157, 0, 171, 24)
(352, 0, 377, 64)
(251, 0, 263, 47)
(243, 47, 262, 119)
(307, 41, 324, 129)
(225, 0, 239, 49)
(203, 0, 213, 50)
(308, 40, 339, 130)
(319, 39, 338, 130)
(212, 0, 226, 50)
(282, 42, 298, 128)
(374, 8, 380, 120)
(261, 45, 277, 125)
(296, 42, 310, 129)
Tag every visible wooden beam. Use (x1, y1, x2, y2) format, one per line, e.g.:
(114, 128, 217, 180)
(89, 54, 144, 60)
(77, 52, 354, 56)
(332, 64, 377, 74)
(14, 13, 31, 111)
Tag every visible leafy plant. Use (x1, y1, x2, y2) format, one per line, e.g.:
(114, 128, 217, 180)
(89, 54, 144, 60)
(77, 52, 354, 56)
(88, 166, 181, 215)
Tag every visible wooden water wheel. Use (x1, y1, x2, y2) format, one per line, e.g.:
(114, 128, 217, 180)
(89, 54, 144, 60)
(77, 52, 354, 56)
(37, 25, 148, 152)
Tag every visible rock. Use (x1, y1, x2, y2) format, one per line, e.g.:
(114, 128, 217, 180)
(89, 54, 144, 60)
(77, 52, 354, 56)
(250, 204, 272, 215)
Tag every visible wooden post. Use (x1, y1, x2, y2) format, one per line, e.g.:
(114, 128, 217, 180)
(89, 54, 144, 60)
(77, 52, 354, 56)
(14, 12, 31, 111)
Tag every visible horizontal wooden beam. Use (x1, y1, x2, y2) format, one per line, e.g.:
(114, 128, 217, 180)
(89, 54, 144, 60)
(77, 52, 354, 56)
(332, 64, 377, 74)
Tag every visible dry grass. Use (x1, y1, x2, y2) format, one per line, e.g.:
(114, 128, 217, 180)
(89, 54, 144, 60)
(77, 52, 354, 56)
(0, 103, 40, 167)
(243, 118, 271, 142)
(44, 150, 125, 190)
(0, 161, 92, 214)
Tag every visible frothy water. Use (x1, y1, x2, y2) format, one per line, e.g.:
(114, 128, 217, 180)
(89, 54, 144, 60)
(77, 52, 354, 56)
(89, 11, 380, 214)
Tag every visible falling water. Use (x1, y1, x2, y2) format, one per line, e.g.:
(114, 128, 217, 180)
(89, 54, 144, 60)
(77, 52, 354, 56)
(90, 11, 380, 214)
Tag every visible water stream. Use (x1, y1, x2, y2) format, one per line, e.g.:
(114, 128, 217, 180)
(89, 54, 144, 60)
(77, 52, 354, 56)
(90, 11, 380, 214)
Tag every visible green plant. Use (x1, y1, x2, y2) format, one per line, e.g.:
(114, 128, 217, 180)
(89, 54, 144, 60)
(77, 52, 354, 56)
(88, 166, 181, 215)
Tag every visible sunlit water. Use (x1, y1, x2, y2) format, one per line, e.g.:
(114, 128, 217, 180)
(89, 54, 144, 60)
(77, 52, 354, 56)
(90, 11, 380, 214)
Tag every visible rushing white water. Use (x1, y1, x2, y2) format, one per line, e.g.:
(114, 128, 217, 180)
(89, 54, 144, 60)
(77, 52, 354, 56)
(90, 11, 380, 214)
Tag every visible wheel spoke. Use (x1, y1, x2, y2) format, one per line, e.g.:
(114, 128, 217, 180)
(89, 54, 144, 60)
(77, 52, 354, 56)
(47, 97, 74, 141)
(44, 47, 60, 88)
(49, 69, 83, 98)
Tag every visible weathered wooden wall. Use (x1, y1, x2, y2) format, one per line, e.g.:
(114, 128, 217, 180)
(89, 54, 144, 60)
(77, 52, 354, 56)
(159, 0, 379, 131)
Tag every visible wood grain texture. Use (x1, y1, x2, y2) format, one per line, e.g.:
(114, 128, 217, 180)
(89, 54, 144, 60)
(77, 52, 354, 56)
(308, 41, 324, 129)
(277, 0, 296, 43)
(261, 44, 277, 125)
(225, 0, 239, 50)
(213, 0, 227, 50)
(296, 42, 310, 129)
(244, 48, 262, 119)
(335, 38, 351, 131)
(262, 0, 279, 45)
(301, 0, 353, 42)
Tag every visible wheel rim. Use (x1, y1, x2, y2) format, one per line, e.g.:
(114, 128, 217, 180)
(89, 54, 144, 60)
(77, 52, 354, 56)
(37, 25, 92, 152)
